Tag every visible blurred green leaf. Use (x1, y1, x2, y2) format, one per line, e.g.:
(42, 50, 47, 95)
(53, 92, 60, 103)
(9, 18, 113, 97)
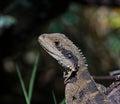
(28, 54, 39, 102)
(69, 2, 80, 12)
(59, 98, 65, 104)
(16, 65, 29, 104)
(48, 21, 64, 32)
(108, 12, 120, 28)
(52, 91, 57, 104)
(16, 54, 39, 104)
(107, 35, 120, 54)
(61, 12, 79, 26)
(0, 15, 16, 28)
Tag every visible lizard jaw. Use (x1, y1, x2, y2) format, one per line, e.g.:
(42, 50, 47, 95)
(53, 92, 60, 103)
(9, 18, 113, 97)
(45, 48, 72, 69)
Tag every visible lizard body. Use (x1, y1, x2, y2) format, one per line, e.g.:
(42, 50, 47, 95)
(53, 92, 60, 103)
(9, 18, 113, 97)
(38, 33, 111, 104)
(107, 81, 120, 104)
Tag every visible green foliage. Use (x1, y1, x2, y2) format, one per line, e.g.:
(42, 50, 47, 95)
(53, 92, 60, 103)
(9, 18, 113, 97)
(48, 21, 64, 33)
(107, 35, 120, 54)
(108, 12, 120, 28)
(52, 91, 57, 104)
(59, 98, 65, 104)
(0, 15, 16, 28)
(16, 65, 29, 104)
(62, 2, 80, 26)
(48, 2, 80, 32)
(68, 2, 80, 12)
(52, 91, 65, 104)
(61, 12, 79, 26)
(16, 54, 39, 104)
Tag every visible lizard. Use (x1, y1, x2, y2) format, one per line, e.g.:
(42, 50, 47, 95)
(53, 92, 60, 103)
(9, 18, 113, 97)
(38, 33, 111, 104)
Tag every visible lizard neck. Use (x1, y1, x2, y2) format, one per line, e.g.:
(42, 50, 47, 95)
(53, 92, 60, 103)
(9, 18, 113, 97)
(65, 62, 110, 104)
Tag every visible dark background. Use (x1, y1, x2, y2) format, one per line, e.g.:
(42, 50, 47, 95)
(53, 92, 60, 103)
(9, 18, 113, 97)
(0, 0, 120, 103)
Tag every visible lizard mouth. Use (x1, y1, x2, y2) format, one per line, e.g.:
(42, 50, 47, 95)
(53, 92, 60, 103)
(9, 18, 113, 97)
(38, 36, 62, 61)
(39, 41, 62, 62)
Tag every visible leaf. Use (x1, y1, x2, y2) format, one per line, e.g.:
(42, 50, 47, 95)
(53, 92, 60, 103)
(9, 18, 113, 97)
(59, 98, 65, 104)
(52, 91, 57, 104)
(28, 54, 40, 102)
(16, 65, 30, 104)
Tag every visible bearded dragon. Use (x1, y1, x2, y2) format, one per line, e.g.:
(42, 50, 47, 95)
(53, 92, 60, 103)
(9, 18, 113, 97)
(38, 33, 111, 104)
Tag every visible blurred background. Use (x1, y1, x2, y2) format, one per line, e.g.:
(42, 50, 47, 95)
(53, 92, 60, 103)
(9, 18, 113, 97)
(0, 0, 120, 104)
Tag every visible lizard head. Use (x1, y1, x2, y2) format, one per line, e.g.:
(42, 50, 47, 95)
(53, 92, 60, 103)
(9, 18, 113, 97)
(38, 33, 85, 71)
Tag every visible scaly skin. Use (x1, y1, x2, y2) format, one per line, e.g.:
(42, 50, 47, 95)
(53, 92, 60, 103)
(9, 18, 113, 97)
(107, 81, 120, 104)
(38, 33, 111, 104)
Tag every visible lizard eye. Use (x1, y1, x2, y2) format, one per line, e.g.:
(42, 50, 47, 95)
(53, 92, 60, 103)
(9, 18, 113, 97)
(55, 41, 60, 46)
(67, 53, 72, 58)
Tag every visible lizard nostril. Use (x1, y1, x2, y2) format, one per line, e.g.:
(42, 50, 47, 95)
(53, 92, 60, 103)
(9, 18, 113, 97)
(42, 34, 46, 38)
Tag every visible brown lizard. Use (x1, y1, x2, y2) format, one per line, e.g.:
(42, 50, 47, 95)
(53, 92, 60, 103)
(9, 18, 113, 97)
(38, 33, 111, 104)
